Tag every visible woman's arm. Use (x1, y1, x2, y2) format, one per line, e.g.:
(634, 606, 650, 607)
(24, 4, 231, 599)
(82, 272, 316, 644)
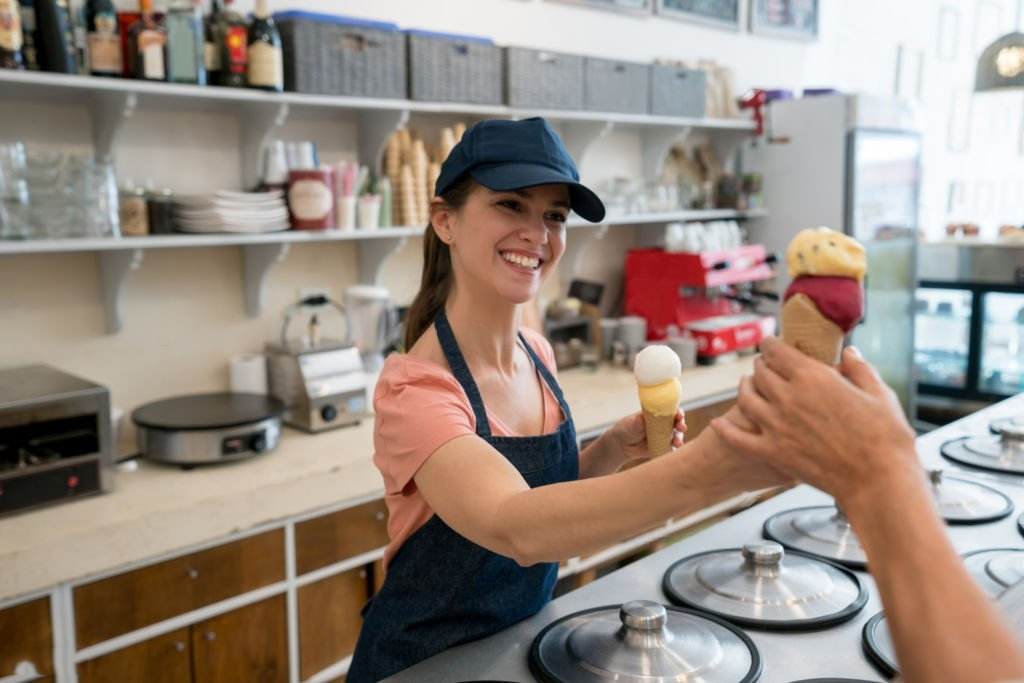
(413, 418, 790, 567)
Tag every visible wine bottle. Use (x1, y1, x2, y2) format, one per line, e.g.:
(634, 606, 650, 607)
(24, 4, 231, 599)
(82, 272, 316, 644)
(0, 0, 25, 69)
(126, 0, 167, 81)
(85, 0, 120, 76)
(18, 0, 39, 70)
(202, 0, 221, 83)
(34, 0, 77, 73)
(214, 0, 244, 87)
(245, 0, 280, 91)
(166, 0, 204, 84)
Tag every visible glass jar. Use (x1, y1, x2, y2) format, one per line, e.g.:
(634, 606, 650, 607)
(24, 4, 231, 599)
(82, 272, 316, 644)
(119, 187, 149, 236)
(146, 187, 174, 234)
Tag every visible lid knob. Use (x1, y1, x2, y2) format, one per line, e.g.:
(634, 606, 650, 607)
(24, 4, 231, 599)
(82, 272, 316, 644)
(619, 600, 667, 631)
(929, 469, 944, 490)
(742, 541, 784, 567)
(1000, 421, 1024, 442)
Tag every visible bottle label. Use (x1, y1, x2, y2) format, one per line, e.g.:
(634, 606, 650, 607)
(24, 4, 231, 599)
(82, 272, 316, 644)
(138, 28, 165, 79)
(247, 40, 281, 87)
(225, 25, 246, 74)
(87, 14, 121, 74)
(289, 178, 333, 222)
(204, 40, 219, 70)
(0, 0, 23, 51)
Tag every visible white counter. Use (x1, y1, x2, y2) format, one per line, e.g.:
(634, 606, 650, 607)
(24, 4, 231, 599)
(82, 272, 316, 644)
(0, 356, 753, 603)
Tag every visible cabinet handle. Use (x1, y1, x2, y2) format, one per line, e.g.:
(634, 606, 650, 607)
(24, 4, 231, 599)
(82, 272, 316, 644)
(187, 568, 199, 580)
(175, 641, 186, 652)
(205, 631, 216, 642)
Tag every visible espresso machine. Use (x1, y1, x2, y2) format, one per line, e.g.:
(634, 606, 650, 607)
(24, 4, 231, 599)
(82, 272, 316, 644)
(624, 244, 779, 362)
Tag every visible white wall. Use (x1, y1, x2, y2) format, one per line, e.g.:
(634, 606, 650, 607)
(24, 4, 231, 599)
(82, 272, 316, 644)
(1, 0, 1022, 454)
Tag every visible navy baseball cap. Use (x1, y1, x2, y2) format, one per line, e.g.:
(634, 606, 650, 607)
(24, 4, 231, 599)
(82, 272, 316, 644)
(434, 117, 606, 223)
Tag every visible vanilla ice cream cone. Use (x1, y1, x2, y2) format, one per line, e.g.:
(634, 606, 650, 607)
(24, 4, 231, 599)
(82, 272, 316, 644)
(781, 293, 845, 365)
(634, 345, 683, 458)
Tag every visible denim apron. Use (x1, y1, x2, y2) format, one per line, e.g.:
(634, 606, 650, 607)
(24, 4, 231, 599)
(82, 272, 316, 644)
(347, 310, 579, 682)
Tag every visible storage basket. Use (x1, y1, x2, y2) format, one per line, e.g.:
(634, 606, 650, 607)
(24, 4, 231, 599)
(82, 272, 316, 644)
(406, 30, 503, 104)
(275, 12, 406, 98)
(650, 65, 706, 117)
(584, 57, 650, 114)
(504, 47, 585, 110)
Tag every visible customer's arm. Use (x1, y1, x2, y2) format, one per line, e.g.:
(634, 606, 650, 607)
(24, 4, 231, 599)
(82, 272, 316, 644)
(711, 337, 1024, 683)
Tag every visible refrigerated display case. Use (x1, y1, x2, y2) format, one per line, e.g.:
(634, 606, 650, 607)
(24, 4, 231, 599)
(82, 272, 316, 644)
(915, 242, 1024, 420)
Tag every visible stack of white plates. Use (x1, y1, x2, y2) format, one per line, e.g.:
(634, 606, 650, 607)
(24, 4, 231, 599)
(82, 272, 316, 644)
(172, 190, 290, 234)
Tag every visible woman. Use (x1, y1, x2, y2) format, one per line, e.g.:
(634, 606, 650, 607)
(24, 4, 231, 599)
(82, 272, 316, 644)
(347, 117, 790, 682)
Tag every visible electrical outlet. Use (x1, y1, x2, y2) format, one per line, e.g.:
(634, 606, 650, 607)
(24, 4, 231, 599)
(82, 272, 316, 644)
(298, 287, 330, 306)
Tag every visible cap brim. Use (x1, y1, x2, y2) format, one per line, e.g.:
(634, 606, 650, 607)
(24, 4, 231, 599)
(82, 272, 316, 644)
(470, 163, 606, 223)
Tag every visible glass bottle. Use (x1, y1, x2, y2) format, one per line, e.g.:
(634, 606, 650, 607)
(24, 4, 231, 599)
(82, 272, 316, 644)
(126, 0, 167, 81)
(85, 0, 121, 77)
(0, 0, 25, 69)
(166, 0, 204, 84)
(34, 0, 78, 73)
(245, 0, 280, 91)
(202, 0, 221, 84)
(18, 0, 40, 70)
(214, 0, 245, 87)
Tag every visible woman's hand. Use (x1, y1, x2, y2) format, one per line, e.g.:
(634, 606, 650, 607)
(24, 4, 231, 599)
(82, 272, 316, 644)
(611, 409, 687, 462)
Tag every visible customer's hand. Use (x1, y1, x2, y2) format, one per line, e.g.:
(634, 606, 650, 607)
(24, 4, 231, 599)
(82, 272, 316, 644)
(610, 410, 686, 461)
(710, 336, 918, 511)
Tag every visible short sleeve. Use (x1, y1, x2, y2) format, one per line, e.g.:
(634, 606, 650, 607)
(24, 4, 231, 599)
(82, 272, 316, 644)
(372, 356, 476, 495)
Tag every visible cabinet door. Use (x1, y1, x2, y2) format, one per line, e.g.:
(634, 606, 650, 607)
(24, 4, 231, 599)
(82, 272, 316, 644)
(0, 597, 53, 676)
(74, 529, 285, 647)
(294, 499, 389, 575)
(192, 595, 288, 683)
(681, 397, 736, 442)
(77, 628, 190, 683)
(297, 567, 370, 680)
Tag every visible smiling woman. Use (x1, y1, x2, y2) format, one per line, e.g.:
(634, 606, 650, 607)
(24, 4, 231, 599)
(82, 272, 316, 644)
(345, 117, 791, 683)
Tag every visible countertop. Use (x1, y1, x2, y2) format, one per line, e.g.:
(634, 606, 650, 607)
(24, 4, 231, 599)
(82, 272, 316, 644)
(0, 355, 753, 603)
(388, 391, 1024, 682)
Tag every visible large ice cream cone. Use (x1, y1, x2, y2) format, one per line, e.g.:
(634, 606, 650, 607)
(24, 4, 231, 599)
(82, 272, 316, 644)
(781, 293, 845, 365)
(643, 408, 676, 457)
(634, 345, 683, 458)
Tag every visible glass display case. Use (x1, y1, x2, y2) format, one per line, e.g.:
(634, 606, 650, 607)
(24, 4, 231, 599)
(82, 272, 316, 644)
(979, 291, 1024, 396)
(914, 287, 972, 390)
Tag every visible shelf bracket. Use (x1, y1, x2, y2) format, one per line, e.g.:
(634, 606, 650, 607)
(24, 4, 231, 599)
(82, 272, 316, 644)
(90, 91, 137, 161)
(239, 101, 291, 191)
(561, 224, 609, 295)
(560, 120, 615, 167)
(357, 109, 411, 176)
(357, 234, 410, 285)
(98, 249, 143, 334)
(242, 242, 289, 318)
(641, 125, 693, 180)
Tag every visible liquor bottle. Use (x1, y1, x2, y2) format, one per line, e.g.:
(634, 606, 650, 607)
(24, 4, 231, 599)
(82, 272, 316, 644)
(202, 0, 221, 83)
(85, 0, 120, 76)
(69, 0, 86, 73)
(165, 0, 204, 84)
(245, 0, 280, 91)
(126, 0, 167, 81)
(34, 0, 77, 72)
(18, 0, 39, 69)
(0, 0, 25, 69)
(213, 0, 244, 87)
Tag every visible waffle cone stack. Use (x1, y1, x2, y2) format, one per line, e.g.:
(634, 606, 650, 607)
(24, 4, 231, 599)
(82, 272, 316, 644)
(780, 293, 844, 365)
(642, 409, 675, 458)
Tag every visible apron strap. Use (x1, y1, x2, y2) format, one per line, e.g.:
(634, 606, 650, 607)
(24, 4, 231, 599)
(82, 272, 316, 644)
(434, 310, 493, 438)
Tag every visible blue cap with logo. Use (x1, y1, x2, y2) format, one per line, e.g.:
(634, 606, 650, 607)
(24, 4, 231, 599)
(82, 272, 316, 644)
(433, 117, 606, 223)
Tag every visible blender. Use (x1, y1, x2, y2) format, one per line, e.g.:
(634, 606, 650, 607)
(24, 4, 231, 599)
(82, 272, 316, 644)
(344, 285, 398, 373)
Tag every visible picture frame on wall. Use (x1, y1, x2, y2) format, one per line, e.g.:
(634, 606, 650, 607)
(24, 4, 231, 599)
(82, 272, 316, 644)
(749, 0, 818, 41)
(936, 5, 960, 62)
(654, 0, 741, 31)
(545, 0, 653, 14)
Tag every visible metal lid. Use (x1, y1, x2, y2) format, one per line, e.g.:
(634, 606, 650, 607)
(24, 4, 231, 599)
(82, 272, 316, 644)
(762, 506, 867, 569)
(995, 573, 1024, 634)
(1018, 510, 1024, 540)
(662, 542, 867, 630)
(928, 470, 1014, 524)
(131, 392, 286, 431)
(963, 548, 1024, 598)
(941, 435, 1024, 475)
(990, 416, 1024, 440)
(529, 601, 761, 683)
(861, 612, 897, 678)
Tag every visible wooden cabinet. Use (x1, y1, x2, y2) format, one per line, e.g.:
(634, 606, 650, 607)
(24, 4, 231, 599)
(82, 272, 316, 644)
(682, 396, 736, 442)
(0, 597, 53, 677)
(78, 597, 287, 683)
(295, 499, 389, 575)
(73, 529, 285, 648)
(297, 567, 371, 680)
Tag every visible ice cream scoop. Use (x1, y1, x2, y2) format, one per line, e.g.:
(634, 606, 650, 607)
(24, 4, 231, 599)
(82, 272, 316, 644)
(634, 345, 682, 457)
(781, 227, 866, 364)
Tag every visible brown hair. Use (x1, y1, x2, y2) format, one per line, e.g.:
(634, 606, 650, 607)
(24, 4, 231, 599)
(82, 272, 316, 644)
(402, 176, 476, 351)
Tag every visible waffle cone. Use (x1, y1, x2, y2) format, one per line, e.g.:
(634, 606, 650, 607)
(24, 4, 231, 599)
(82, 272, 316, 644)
(781, 293, 845, 365)
(643, 409, 675, 458)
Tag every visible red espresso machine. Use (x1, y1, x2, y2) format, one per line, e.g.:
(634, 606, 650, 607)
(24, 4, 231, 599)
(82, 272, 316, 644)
(624, 245, 778, 361)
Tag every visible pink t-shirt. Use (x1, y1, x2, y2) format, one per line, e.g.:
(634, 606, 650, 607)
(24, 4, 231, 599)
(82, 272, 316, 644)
(372, 327, 563, 567)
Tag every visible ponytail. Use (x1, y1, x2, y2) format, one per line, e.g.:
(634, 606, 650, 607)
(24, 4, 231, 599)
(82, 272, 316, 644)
(402, 177, 476, 350)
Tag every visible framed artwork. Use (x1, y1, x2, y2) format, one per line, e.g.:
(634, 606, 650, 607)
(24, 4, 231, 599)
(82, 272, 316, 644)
(936, 5, 960, 62)
(947, 90, 973, 153)
(749, 0, 818, 41)
(947, 180, 968, 215)
(895, 44, 925, 101)
(546, 0, 652, 13)
(654, 0, 741, 31)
